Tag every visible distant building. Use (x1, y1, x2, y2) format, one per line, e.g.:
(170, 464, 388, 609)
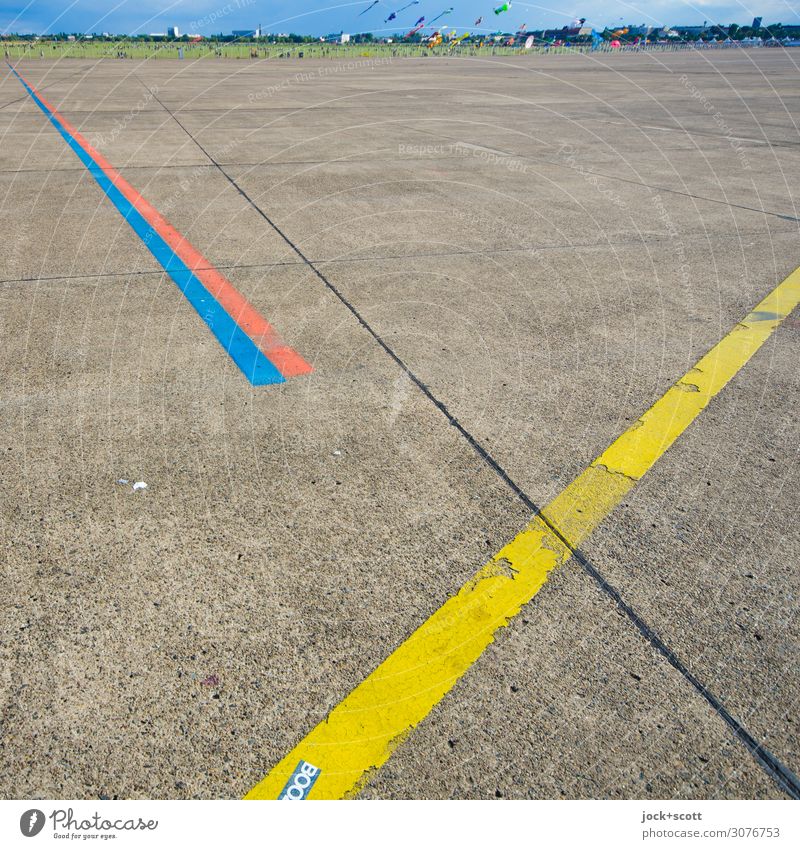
(167, 26, 181, 38)
(673, 25, 709, 37)
(232, 28, 261, 38)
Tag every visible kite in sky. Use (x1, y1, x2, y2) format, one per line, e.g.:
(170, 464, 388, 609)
(519, 23, 527, 32)
(406, 22, 425, 36)
(427, 8, 454, 27)
(474, 17, 483, 26)
(494, 3, 511, 14)
(385, 2, 419, 23)
(414, 15, 425, 25)
(358, 1, 379, 16)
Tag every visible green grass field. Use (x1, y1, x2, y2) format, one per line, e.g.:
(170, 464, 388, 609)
(2, 38, 710, 61)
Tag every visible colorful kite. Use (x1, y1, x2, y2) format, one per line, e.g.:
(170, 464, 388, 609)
(414, 15, 425, 26)
(474, 17, 483, 26)
(519, 23, 527, 32)
(385, 2, 419, 23)
(524, 34, 534, 48)
(427, 7, 454, 27)
(493, 3, 511, 14)
(358, 1, 379, 16)
(406, 22, 425, 37)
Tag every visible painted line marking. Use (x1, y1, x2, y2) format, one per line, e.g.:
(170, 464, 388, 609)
(245, 265, 800, 799)
(277, 761, 322, 800)
(8, 63, 312, 385)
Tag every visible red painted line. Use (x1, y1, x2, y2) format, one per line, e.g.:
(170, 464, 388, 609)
(22, 70, 312, 379)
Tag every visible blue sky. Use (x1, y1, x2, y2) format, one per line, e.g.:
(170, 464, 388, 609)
(2, 1, 798, 36)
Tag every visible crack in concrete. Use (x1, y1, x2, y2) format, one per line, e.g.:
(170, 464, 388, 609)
(592, 462, 640, 482)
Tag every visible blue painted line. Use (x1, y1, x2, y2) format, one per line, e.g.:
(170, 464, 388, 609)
(10, 65, 284, 386)
(277, 760, 321, 800)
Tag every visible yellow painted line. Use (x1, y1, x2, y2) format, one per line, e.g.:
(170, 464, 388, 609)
(245, 267, 800, 800)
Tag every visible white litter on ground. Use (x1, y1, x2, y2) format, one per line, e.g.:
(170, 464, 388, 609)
(132, 481, 148, 492)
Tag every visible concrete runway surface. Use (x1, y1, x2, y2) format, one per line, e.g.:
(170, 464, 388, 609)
(0, 49, 798, 800)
